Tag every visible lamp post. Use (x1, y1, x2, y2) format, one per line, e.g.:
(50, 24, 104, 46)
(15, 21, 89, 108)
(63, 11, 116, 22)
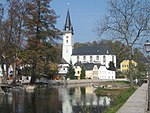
(144, 40, 150, 111)
(144, 40, 150, 78)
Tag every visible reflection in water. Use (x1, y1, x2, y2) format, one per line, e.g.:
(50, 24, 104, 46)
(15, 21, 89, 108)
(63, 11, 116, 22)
(0, 85, 111, 113)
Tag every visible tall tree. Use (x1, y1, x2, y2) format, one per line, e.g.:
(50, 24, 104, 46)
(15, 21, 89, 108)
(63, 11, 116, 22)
(0, 4, 5, 80)
(66, 63, 75, 80)
(0, 0, 25, 82)
(80, 66, 86, 79)
(7, 0, 26, 83)
(108, 61, 116, 71)
(96, 0, 150, 88)
(23, 0, 61, 83)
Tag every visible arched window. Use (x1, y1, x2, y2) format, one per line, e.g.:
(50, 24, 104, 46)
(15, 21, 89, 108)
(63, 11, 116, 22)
(96, 55, 99, 60)
(77, 56, 79, 61)
(103, 55, 106, 64)
(112, 55, 114, 62)
(66, 36, 69, 43)
(90, 56, 92, 62)
(66, 40, 68, 43)
(83, 56, 86, 61)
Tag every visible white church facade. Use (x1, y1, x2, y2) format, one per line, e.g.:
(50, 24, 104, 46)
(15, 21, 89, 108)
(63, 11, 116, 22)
(60, 9, 116, 80)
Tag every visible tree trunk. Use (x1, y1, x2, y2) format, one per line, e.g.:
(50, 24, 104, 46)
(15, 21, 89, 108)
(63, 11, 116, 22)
(30, 59, 37, 84)
(129, 46, 134, 88)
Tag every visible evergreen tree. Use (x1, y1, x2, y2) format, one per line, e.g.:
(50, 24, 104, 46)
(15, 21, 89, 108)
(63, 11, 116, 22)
(66, 63, 75, 80)
(80, 66, 86, 79)
(108, 61, 116, 71)
(23, 0, 61, 83)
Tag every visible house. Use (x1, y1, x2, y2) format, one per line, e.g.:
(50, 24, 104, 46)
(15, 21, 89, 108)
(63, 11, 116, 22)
(74, 62, 82, 80)
(83, 63, 101, 79)
(71, 46, 116, 68)
(120, 60, 137, 73)
(98, 65, 116, 80)
(74, 62, 116, 80)
(0, 64, 14, 77)
(58, 59, 69, 78)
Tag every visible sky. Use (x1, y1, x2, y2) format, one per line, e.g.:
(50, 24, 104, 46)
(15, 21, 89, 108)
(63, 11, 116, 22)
(0, 0, 107, 43)
(51, 0, 107, 43)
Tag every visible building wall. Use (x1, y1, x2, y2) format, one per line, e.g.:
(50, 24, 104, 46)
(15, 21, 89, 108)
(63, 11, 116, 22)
(58, 64, 69, 75)
(98, 66, 116, 80)
(73, 64, 116, 80)
(71, 55, 116, 68)
(92, 65, 99, 79)
(85, 70, 93, 79)
(120, 60, 137, 72)
(74, 66, 82, 78)
(62, 32, 73, 63)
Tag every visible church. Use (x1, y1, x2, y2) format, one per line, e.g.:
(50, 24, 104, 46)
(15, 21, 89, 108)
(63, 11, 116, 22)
(59, 9, 116, 80)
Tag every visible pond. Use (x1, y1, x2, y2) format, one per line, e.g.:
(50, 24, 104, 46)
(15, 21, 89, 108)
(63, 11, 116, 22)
(0, 84, 111, 113)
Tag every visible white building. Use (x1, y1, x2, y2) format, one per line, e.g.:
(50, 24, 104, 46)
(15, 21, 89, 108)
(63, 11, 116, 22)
(98, 65, 116, 80)
(74, 62, 116, 80)
(71, 46, 116, 68)
(0, 64, 13, 77)
(62, 10, 74, 64)
(58, 59, 69, 76)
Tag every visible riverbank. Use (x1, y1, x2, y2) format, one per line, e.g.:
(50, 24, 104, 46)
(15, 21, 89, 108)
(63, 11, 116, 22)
(39, 78, 128, 86)
(117, 83, 148, 113)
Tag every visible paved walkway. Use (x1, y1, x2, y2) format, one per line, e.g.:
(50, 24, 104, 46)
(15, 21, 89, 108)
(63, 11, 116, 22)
(117, 83, 148, 113)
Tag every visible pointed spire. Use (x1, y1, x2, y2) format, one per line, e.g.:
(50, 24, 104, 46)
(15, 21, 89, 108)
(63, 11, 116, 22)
(64, 8, 73, 33)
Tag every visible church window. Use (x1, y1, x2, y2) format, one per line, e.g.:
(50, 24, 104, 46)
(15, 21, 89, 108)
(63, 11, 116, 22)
(90, 56, 92, 62)
(77, 71, 80, 74)
(66, 40, 68, 43)
(96, 55, 99, 60)
(83, 56, 86, 61)
(103, 55, 106, 64)
(66, 36, 69, 43)
(77, 56, 79, 61)
(112, 55, 114, 62)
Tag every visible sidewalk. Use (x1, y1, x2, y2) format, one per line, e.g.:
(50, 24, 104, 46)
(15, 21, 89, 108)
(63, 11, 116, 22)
(117, 83, 148, 113)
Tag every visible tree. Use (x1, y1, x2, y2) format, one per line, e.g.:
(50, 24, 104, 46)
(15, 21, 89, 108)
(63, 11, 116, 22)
(108, 61, 116, 71)
(80, 66, 86, 79)
(23, 0, 61, 83)
(0, 0, 26, 83)
(7, 0, 26, 83)
(0, 4, 5, 80)
(66, 63, 75, 80)
(96, 0, 150, 88)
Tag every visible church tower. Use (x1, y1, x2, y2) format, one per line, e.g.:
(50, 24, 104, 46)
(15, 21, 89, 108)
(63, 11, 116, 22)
(62, 9, 74, 63)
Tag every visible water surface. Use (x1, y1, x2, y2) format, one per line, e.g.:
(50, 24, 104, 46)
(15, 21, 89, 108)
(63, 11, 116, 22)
(0, 84, 111, 113)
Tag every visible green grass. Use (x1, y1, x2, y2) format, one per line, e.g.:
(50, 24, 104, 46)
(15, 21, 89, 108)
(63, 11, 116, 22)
(94, 81, 136, 113)
(103, 88, 136, 113)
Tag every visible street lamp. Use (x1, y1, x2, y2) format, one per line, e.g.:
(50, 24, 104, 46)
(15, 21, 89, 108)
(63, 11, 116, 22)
(144, 40, 150, 78)
(144, 40, 150, 111)
(144, 40, 150, 53)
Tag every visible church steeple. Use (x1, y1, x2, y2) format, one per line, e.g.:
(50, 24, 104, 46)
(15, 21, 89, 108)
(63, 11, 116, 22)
(64, 9, 73, 33)
(62, 6, 74, 64)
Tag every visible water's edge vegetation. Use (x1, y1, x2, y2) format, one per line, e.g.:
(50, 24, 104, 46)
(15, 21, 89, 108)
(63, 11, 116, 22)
(94, 82, 136, 113)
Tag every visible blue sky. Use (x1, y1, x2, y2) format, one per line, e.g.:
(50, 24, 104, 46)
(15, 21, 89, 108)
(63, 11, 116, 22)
(51, 0, 107, 43)
(0, 0, 107, 43)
